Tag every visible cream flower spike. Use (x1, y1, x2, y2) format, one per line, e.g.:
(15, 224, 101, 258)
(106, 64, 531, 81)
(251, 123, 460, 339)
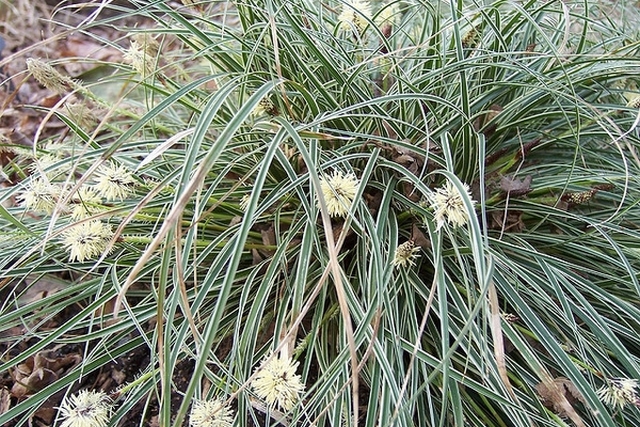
(318, 170, 359, 218)
(62, 220, 114, 262)
(189, 398, 234, 427)
(429, 180, 476, 231)
(26, 58, 77, 94)
(392, 240, 420, 268)
(251, 354, 305, 411)
(596, 377, 640, 409)
(19, 178, 64, 215)
(92, 163, 137, 201)
(58, 390, 111, 427)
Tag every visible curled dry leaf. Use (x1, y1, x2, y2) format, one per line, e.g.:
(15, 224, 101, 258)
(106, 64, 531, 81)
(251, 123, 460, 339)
(474, 103, 503, 137)
(0, 388, 10, 415)
(363, 189, 383, 217)
(489, 209, 525, 233)
(535, 377, 587, 418)
(500, 175, 532, 197)
(11, 351, 81, 398)
(411, 223, 430, 248)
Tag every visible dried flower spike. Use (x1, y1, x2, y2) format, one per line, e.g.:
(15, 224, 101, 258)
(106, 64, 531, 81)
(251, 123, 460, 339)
(318, 170, 359, 218)
(58, 390, 111, 427)
(564, 189, 597, 206)
(392, 240, 420, 268)
(189, 398, 234, 427)
(62, 220, 113, 262)
(338, 0, 372, 33)
(597, 377, 640, 409)
(92, 163, 137, 201)
(26, 58, 76, 94)
(462, 27, 481, 49)
(252, 354, 305, 411)
(428, 180, 476, 231)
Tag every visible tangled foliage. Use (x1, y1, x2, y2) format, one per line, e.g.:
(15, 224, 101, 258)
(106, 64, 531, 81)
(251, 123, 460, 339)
(1, 1, 640, 426)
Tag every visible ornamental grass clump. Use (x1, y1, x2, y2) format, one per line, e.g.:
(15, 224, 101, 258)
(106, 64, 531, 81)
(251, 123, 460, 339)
(2, 1, 640, 427)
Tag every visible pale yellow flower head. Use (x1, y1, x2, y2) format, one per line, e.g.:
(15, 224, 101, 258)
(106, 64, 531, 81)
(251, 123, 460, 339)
(58, 390, 111, 427)
(92, 163, 137, 201)
(392, 240, 420, 268)
(19, 178, 64, 215)
(62, 220, 113, 262)
(428, 180, 476, 231)
(252, 354, 305, 411)
(189, 398, 234, 427)
(338, 0, 372, 32)
(596, 378, 639, 409)
(318, 170, 359, 218)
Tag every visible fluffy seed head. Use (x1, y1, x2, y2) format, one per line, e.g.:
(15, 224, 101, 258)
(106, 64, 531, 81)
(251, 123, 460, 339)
(626, 95, 640, 109)
(252, 355, 305, 411)
(92, 163, 137, 201)
(58, 390, 111, 427)
(189, 398, 234, 427)
(318, 170, 359, 218)
(428, 180, 476, 231)
(65, 102, 100, 129)
(19, 179, 64, 215)
(71, 187, 104, 219)
(239, 194, 251, 211)
(597, 378, 639, 409)
(375, 2, 400, 28)
(62, 220, 113, 262)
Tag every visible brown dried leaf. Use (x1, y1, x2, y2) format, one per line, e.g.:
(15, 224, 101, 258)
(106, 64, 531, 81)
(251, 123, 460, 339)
(252, 248, 263, 265)
(148, 415, 160, 427)
(561, 377, 587, 406)
(363, 190, 383, 216)
(535, 377, 587, 419)
(17, 276, 67, 306)
(11, 366, 57, 398)
(500, 175, 532, 197)
(260, 225, 276, 258)
(62, 36, 122, 61)
(489, 209, 525, 233)
(0, 388, 10, 415)
(474, 103, 503, 136)
(411, 223, 430, 248)
(10, 351, 81, 398)
(391, 146, 425, 176)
